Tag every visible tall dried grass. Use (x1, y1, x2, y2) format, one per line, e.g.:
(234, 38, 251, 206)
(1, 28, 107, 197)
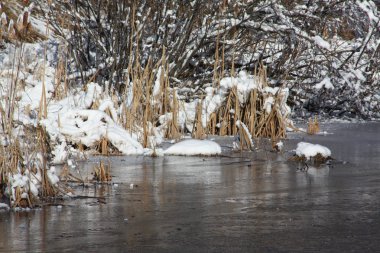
(206, 65, 287, 147)
(307, 116, 320, 135)
(93, 161, 111, 182)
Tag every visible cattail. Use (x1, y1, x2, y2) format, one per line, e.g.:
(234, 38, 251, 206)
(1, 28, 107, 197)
(16, 14, 23, 30)
(23, 10, 29, 28)
(1, 12, 7, 26)
(8, 19, 14, 32)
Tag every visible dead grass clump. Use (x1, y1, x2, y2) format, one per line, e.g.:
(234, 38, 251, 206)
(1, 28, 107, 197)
(37, 127, 58, 199)
(289, 154, 307, 162)
(204, 65, 287, 150)
(53, 51, 69, 100)
(217, 87, 238, 136)
(165, 91, 181, 140)
(192, 99, 206, 139)
(290, 153, 331, 164)
(13, 186, 32, 208)
(59, 164, 83, 184)
(94, 137, 121, 156)
(93, 161, 111, 182)
(313, 153, 331, 163)
(236, 121, 254, 151)
(206, 112, 218, 135)
(307, 116, 320, 135)
(39, 168, 58, 199)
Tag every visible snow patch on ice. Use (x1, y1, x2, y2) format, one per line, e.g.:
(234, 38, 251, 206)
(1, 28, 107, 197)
(295, 142, 331, 160)
(0, 203, 10, 211)
(164, 139, 222, 156)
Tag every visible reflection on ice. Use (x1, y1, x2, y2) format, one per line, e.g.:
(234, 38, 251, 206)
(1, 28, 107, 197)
(1, 123, 380, 252)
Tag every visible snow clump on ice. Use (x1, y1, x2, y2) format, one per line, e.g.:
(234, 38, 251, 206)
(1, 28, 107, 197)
(164, 139, 222, 156)
(295, 142, 331, 160)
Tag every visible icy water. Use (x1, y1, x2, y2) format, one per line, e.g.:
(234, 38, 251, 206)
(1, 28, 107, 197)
(1, 123, 380, 252)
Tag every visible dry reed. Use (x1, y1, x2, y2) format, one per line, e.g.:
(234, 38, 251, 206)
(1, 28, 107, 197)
(307, 116, 320, 135)
(93, 161, 111, 182)
(165, 91, 181, 140)
(192, 98, 206, 139)
(203, 64, 287, 150)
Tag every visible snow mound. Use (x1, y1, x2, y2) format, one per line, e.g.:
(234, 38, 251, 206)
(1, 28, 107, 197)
(0, 203, 10, 211)
(315, 77, 334, 90)
(295, 142, 331, 160)
(59, 109, 144, 155)
(164, 139, 222, 156)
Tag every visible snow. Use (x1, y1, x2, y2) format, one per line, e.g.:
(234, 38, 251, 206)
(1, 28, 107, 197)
(263, 96, 275, 114)
(219, 71, 260, 105)
(0, 203, 10, 210)
(313, 36, 331, 50)
(276, 141, 284, 151)
(357, 0, 379, 24)
(143, 148, 164, 157)
(164, 139, 222, 156)
(8, 171, 36, 203)
(47, 167, 60, 185)
(153, 67, 162, 98)
(315, 77, 334, 90)
(56, 109, 144, 155)
(84, 83, 103, 108)
(295, 142, 331, 159)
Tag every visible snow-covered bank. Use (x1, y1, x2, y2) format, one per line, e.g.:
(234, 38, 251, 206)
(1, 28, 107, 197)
(2, 0, 380, 209)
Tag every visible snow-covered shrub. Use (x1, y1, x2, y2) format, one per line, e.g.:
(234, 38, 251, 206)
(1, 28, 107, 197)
(48, 0, 380, 119)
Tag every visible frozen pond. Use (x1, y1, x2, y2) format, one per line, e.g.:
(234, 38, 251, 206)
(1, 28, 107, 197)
(1, 122, 380, 252)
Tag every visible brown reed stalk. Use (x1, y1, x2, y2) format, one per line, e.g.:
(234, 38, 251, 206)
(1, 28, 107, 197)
(93, 161, 111, 182)
(236, 121, 254, 151)
(38, 43, 48, 120)
(206, 112, 217, 135)
(213, 30, 221, 88)
(101, 137, 108, 156)
(165, 91, 181, 140)
(37, 126, 57, 198)
(53, 48, 68, 100)
(307, 116, 320, 135)
(192, 98, 205, 139)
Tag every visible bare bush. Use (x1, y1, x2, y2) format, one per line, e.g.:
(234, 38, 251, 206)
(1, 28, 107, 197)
(47, 0, 380, 118)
